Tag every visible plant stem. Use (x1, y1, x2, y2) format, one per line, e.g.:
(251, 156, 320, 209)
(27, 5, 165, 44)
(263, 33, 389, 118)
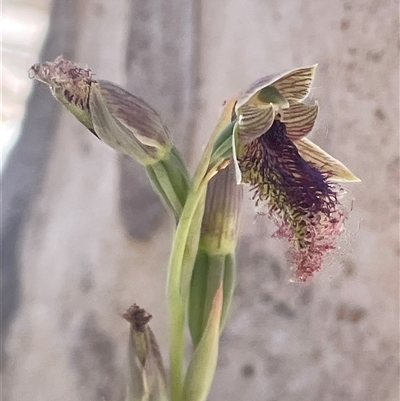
(167, 99, 237, 401)
(168, 183, 207, 401)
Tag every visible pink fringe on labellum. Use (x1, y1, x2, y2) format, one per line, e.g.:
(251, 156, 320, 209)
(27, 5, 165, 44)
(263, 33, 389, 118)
(273, 205, 347, 282)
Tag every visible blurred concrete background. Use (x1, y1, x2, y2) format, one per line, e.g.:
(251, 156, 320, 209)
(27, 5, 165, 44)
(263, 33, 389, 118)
(1, 0, 399, 400)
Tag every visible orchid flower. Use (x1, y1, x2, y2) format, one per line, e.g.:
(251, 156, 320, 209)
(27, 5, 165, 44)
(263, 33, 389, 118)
(232, 65, 360, 281)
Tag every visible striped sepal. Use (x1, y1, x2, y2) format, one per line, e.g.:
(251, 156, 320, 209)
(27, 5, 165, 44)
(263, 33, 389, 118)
(295, 137, 361, 182)
(237, 103, 274, 144)
(283, 101, 319, 140)
(273, 65, 317, 103)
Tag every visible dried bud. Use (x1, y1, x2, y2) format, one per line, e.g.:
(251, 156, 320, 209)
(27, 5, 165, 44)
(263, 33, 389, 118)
(123, 305, 168, 401)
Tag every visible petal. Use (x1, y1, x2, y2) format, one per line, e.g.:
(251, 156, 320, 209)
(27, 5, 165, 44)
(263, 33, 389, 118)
(236, 71, 291, 109)
(295, 138, 361, 182)
(237, 103, 274, 144)
(273, 65, 317, 103)
(99, 80, 171, 149)
(237, 85, 289, 110)
(236, 65, 317, 110)
(90, 83, 161, 164)
(282, 101, 319, 140)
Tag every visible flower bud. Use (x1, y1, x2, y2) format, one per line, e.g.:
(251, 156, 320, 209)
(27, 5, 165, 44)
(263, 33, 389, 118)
(29, 56, 172, 166)
(200, 163, 243, 255)
(122, 304, 168, 401)
(29, 56, 190, 219)
(189, 163, 242, 345)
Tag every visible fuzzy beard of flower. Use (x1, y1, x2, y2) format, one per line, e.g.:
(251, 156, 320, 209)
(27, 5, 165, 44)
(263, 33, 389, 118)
(239, 120, 346, 281)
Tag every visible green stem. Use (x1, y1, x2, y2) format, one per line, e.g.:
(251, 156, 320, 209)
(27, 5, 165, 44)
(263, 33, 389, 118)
(201, 255, 225, 332)
(209, 136, 233, 167)
(168, 159, 232, 400)
(146, 146, 190, 221)
(146, 165, 181, 219)
(220, 253, 236, 332)
(149, 162, 183, 218)
(188, 250, 210, 346)
(168, 183, 208, 401)
(168, 292, 185, 401)
(168, 108, 236, 401)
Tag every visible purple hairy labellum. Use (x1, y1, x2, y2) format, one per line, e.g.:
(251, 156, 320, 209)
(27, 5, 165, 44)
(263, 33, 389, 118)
(239, 120, 346, 281)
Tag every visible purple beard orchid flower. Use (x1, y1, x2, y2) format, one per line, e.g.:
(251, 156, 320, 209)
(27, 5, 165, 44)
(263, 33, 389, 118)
(232, 65, 360, 281)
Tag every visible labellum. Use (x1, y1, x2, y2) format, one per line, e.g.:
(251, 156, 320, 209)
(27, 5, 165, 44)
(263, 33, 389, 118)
(239, 119, 346, 281)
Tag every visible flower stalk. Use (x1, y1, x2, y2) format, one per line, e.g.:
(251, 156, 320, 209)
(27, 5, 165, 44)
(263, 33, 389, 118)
(166, 99, 237, 401)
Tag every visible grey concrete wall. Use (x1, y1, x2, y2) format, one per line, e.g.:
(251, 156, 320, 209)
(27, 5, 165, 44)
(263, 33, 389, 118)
(2, 0, 398, 400)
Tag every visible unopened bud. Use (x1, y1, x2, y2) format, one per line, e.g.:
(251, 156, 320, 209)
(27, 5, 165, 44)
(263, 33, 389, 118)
(29, 56, 190, 219)
(200, 163, 243, 255)
(29, 56, 172, 166)
(189, 163, 242, 346)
